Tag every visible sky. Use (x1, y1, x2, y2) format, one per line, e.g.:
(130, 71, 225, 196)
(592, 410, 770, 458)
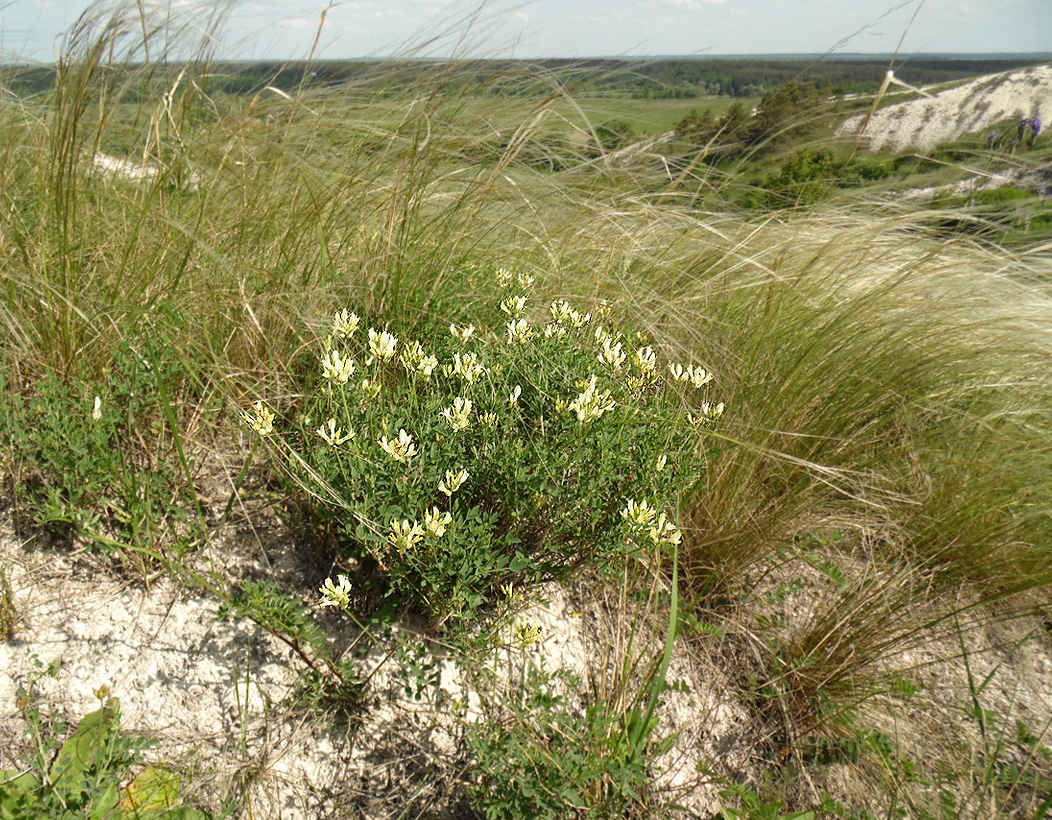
(2, 0, 1050, 63)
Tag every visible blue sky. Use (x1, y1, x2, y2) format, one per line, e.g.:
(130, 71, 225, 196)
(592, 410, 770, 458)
(3, 0, 1049, 62)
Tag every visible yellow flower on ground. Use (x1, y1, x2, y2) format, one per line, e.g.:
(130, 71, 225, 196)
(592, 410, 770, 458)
(499, 295, 527, 318)
(514, 621, 543, 647)
(506, 318, 533, 344)
(621, 499, 658, 528)
(368, 328, 398, 361)
(598, 337, 627, 369)
(449, 323, 476, 343)
(633, 346, 656, 373)
(648, 512, 682, 546)
(448, 352, 485, 384)
(91, 396, 102, 421)
(568, 375, 615, 424)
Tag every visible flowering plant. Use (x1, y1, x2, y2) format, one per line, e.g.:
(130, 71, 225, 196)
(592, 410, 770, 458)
(251, 274, 723, 622)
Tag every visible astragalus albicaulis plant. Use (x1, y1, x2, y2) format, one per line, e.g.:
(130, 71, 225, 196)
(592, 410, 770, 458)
(244, 269, 724, 623)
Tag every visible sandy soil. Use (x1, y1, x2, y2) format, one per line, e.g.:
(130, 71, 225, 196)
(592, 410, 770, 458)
(0, 498, 746, 819)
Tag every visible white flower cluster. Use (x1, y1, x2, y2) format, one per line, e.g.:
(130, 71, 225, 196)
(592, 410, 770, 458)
(424, 507, 452, 538)
(549, 299, 590, 328)
(445, 352, 486, 384)
(499, 295, 527, 319)
(598, 337, 627, 370)
(496, 267, 534, 291)
(687, 402, 726, 429)
(389, 519, 424, 553)
(439, 467, 469, 497)
(449, 323, 475, 344)
(331, 309, 360, 340)
(506, 318, 533, 344)
(368, 328, 398, 362)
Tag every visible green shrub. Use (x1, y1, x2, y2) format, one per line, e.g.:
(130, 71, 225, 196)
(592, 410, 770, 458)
(252, 270, 722, 623)
(0, 337, 195, 561)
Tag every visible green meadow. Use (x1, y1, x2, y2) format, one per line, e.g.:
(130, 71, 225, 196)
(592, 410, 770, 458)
(2, 4, 1052, 819)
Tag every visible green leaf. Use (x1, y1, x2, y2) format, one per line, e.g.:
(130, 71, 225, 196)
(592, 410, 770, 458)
(119, 765, 182, 816)
(49, 699, 122, 800)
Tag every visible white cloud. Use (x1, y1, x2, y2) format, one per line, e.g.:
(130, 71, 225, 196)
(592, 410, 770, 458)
(661, 0, 727, 8)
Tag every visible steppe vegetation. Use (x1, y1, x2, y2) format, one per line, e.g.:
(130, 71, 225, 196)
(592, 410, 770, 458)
(1, 3, 1052, 818)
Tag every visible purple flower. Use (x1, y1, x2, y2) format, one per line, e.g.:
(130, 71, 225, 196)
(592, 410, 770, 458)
(1032, 116, 1042, 137)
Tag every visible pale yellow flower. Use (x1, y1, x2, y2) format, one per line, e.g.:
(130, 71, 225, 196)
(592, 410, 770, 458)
(368, 328, 398, 361)
(91, 396, 102, 422)
(448, 352, 486, 384)
(317, 418, 354, 447)
(655, 454, 667, 472)
(506, 318, 533, 344)
(648, 512, 682, 546)
(688, 402, 726, 429)
(514, 621, 543, 647)
(320, 349, 356, 385)
(331, 309, 360, 340)
(633, 346, 656, 373)
(242, 401, 275, 436)
(670, 363, 714, 388)
(389, 519, 424, 552)
(568, 375, 615, 424)
(497, 268, 534, 290)
(443, 397, 474, 432)
(688, 366, 714, 388)
(379, 429, 417, 462)
(438, 467, 469, 497)
(621, 499, 658, 528)
(499, 295, 527, 318)
(598, 337, 627, 370)
(360, 378, 382, 400)
(424, 507, 452, 538)
(508, 385, 522, 406)
(549, 299, 590, 328)
(319, 574, 353, 609)
(449, 323, 476, 344)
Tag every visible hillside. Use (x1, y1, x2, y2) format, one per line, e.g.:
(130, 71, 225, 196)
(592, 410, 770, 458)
(838, 64, 1052, 152)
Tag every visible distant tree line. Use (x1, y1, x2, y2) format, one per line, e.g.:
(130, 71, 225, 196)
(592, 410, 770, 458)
(3, 56, 1046, 100)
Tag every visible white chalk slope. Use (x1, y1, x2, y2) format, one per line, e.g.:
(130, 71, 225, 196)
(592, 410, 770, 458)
(838, 64, 1052, 152)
